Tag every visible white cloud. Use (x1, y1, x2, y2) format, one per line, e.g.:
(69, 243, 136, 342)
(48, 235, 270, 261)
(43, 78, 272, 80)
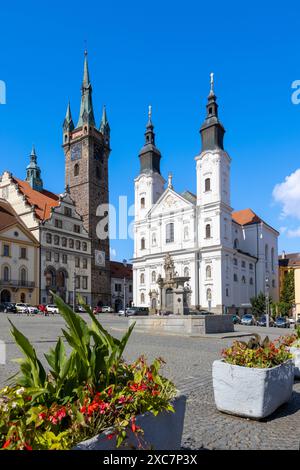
(286, 227, 300, 238)
(273, 168, 300, 219)
(279, 226, 287, 234)
(110, 247, 117, 258)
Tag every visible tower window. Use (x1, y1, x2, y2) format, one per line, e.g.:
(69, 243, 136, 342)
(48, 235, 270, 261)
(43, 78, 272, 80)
(166, 223, 174, 243)
(233, 238, 239, 249)
(205, 178, 211, 192)
(205, 224, 211, 239)
(141, 238, 145, 250)
(206, 265, 212, 279)
(74, 163, 79, 176)
(141, 197, 145, 209)
(209, 107, 213, 114)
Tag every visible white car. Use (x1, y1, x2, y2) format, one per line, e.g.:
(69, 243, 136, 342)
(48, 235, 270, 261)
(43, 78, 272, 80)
(46, 304, 59, 314)
(15, 303, 29, 313)
(25, 304, 39, 314)
(101, 306, 114, 313)
(118, 309, 126, 316)
(288, 317, 295, 325)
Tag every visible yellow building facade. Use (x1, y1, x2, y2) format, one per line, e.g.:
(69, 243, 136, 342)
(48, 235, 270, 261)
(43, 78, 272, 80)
(279, 252, 300, 319)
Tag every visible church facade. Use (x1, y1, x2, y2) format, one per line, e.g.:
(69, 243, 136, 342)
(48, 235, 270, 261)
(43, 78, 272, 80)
(132, 79, 279, 314)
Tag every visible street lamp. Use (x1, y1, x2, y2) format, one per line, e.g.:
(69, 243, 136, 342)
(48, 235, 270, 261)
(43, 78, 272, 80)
(123, 259, 127, 314)
(265, 274, 270, 328)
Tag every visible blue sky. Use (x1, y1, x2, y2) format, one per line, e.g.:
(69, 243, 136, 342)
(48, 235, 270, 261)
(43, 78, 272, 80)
(1, 1, 300, 261)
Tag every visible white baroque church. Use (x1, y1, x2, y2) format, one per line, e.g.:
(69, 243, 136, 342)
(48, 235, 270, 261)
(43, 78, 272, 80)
(132, 76, 279, 314)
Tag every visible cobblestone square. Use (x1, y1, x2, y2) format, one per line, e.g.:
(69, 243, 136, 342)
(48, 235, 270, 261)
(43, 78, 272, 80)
(0, 313, 299, 450)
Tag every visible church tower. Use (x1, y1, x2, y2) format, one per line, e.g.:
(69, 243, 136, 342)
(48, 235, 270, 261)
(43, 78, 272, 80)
(25, 146, 43, 191)
(63, 51, 111, 306)
(196, 74, 233, 312)
(134, 106, 165, 223)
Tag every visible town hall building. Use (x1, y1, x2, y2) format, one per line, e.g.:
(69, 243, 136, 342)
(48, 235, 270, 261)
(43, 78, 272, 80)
(132, 76, 279, 314)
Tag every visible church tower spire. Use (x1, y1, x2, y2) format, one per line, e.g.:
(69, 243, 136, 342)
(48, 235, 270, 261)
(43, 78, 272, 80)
(139, 106, 161, 175)
(77, 51, 95, 128)
(200, 73, 225, 151)
(63, 101, 74, 132)
(99, 105, 110, 141)
(25, 145, 43, 191)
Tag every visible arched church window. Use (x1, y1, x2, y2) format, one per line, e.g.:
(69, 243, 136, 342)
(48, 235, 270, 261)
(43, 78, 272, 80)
(206, 265, 212, 279)
(166, 223, 174, 243)
(141, 197, 145, 209)
(205, 178, 211, 192)
(140, 273, 145, 284)
(141, 238, 145, 250)
(151, 271, 156, 282)
(205, 224, 211, 239)
(141, 293, 145, 304)
(184, 267, 190, 277)
(74, 163, 79, 177)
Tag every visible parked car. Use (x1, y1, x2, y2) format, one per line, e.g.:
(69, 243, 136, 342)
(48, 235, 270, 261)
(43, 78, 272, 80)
(0, 302, 17, 313)
(118, 309, 126, 316)
(101, 306, 114, 313)
(93, 306, 102, 314)
(125, 307, 149, 317)
(274, 317, 290, 328)
(288, 317, 295, 326)
(75, 305, 88, 313)
(231, 314, 240, 324)
(46, 304, 59, 314)
(15, 303, 29, 314)
(256, 315, 274, 327)
(25, 304, 39, 314)
(241, 314, 256, 326)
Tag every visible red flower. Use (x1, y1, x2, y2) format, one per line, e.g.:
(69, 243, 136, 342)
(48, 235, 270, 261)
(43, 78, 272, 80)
(106, 433, 115, 440)
(107, 387, 113, 397)
(80, 406, 87, 414)
(38, 412, 47, 420)
(118, 396, 127, 404)
(131, 417, 141, 433)
(24, 442, 33, 451)
(151, 390, 160, 396)
(49, 416, 58, 425)
(2, 440, 11, 449)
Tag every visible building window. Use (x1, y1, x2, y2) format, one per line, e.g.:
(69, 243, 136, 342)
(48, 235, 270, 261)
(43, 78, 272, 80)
(54, 253, 59, 263)
(62, 237, 67, 247)
(64, 207, 72, 217)
(166, 223, 174, 243)
(226, 287, 229, 297)
(272, 279, 276, 288)
(184, 226, 189, 240)
(140, 273, 145, 284)
(115, 283, 122, 292)
(129, 284, 132, 293)
(151, 271, 156, 283)
(82, 258, 88, 269)
(141, 238, 145, 250)
(206, 288, 212, 301)
(54, 235, 60, 246)
(184, 267, 190, 277)
(234, 273, 238, 282)
(3, 266, 10, 282)
(69, 239, 74, 249)
(55, 219, 62, 229)
(75, 257, 80, 268)
(206, 265, 212, 279)
(141, 197, 145, 209)
(250, 277, 254, 285)
(20, 247, 27, 259)
(75, 276, 80, 289)
(205, 224, 211, 239)
(241, 261, 246, 268)
(62, 254, 67, 264)
(20, 267, 27, 285)
(234, 238, 239, 249)
(74, 163, 79, 176)
(205, 178, 211, 192)
(249, 263, 253, 270)
(241, 275, 246, 284)
(46, 251, 52, 262)
(265, 244, 269, 269)
(233, 258, 238, 266)
(82, 242, 87, 252)
(271, 247, 274, 271)
(46, 233, 52, 244)
(141, 293, 145, 304)
(152, 233, 157, 246)
(76, 240, 81, 251)
(82, 277, 88, 290)
(74, 225, 80, 234)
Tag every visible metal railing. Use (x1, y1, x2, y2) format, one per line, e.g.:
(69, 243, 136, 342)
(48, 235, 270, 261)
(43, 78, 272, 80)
(0, 279, 36, 288)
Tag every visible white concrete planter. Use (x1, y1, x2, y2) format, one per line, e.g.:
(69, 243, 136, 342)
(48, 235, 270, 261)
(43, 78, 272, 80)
(289, 347, 300, 379)
(212, 359, 294, 419)
(73, 394, 186, 450)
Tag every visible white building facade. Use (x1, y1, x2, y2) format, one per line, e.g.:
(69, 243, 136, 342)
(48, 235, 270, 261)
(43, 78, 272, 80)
(133, 85, 279, 314)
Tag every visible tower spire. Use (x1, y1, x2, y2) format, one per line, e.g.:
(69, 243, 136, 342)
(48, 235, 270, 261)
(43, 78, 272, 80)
(138, 106, 161, 175)
(200, 73, 225, 151)
(63, 101, 74, 132)
(99, 104, 110, 139)
(25, 146, 43, 191)
(77, 50, 95, 128)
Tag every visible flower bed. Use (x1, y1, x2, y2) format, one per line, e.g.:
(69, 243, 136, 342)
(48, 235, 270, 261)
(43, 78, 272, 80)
(277, 327, 300, 379)
(212, 334, 294, 419)
(0, 294, 180, 450)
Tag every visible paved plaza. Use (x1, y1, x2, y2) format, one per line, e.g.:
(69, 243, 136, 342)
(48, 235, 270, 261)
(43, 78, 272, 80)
(0, 313, 299, 450)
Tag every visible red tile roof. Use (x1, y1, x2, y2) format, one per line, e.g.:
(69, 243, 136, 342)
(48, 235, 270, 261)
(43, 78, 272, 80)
(12, 177, 60, 221)
(232, 208, 262, 226)
(110, 261, 133, 280)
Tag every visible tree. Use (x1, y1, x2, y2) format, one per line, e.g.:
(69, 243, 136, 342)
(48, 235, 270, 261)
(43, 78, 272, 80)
(250, 292, 266, 317)
(280, 270, 295, 314)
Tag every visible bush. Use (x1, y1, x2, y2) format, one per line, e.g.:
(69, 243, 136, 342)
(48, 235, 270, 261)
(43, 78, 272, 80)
(222, 334, 292, 368)
(0, 294, 177, 450)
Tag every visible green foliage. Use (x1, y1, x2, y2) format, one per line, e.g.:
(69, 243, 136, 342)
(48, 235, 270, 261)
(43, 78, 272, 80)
(0, 294, 177, 450)
(222, 334, 292, 368)
(280, 270, 295, 312)
(250, 292, 266, 317)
